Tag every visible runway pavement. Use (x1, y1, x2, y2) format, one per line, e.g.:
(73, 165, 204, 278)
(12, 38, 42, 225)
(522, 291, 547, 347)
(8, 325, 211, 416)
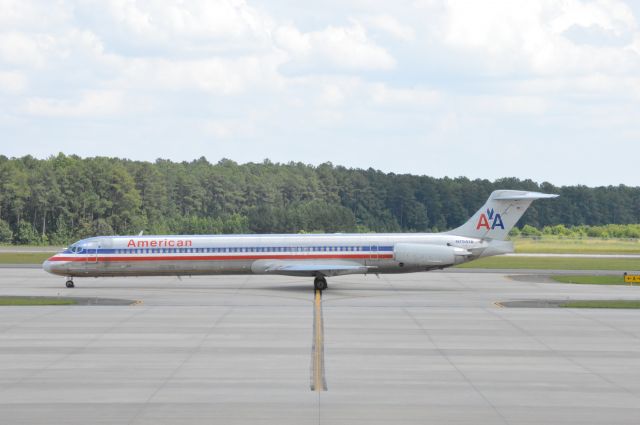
(2, 268, 640, 424)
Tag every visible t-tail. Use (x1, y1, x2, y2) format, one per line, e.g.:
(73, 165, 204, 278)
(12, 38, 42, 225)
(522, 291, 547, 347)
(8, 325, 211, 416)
(445, 190, 559, 241)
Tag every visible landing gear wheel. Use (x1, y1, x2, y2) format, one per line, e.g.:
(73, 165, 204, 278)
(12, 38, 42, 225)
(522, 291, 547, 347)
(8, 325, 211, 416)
(314, 276, 327, 291)
(65, 280, 74, 288)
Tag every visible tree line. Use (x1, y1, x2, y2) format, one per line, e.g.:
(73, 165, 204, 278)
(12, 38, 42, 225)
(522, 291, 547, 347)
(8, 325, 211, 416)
(0, 154, 639, 244)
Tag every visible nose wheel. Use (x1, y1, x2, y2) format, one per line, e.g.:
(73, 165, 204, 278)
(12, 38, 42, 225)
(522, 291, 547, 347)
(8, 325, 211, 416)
(65, 279, 74, 288)
(314, 276, 327, 291)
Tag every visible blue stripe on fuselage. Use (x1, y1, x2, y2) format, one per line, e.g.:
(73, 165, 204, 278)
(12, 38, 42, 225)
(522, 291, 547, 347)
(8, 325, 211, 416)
(63, 245, 395, 254)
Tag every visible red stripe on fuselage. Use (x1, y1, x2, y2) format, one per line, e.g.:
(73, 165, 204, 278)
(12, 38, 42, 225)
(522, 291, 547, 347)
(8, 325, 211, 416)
(47, 254, 394, 262)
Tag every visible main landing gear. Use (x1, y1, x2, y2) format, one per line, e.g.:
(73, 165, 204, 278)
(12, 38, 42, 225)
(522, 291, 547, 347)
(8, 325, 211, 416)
(65, 278, 74, 288)
(314, 276, 327, 291)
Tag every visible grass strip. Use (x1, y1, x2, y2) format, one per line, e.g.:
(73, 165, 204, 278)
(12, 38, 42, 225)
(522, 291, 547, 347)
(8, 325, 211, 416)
(457, 256, 640, 270)
(551, 275, 628, 285)
(513, 237, 640, 254)
(0, 297, 76, 306)
(0, 252, 51, 264)
(560, 300, 640, 309)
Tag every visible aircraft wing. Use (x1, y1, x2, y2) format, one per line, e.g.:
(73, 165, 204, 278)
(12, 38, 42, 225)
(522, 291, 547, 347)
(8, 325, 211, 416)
(251, 259, 374, 277)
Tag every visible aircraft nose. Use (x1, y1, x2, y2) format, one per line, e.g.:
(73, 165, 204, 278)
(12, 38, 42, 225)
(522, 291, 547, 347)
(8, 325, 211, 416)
(42, 259, 53, 274)
(42, 258, 65, 276)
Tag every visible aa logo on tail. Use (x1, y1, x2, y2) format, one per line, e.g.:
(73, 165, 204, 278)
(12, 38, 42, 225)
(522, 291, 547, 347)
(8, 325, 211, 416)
(476, 208, 504, 230)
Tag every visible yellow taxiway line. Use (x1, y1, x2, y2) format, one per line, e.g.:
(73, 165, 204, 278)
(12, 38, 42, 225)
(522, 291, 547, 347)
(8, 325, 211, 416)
(311, 289, 326, 391)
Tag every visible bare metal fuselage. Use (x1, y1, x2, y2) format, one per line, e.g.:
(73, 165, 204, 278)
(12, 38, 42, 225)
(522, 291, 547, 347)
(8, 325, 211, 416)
(43, 233, 492, 278)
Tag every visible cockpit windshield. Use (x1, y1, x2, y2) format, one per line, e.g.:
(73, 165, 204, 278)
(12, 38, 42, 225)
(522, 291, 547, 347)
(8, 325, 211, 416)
(68, 239, 97, 253)
(68, 243, 84, 253)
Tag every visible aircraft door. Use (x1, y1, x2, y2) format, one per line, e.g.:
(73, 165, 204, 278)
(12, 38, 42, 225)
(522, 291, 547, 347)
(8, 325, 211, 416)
(85, 241, 98, 264)
(369, 243, 380, 261)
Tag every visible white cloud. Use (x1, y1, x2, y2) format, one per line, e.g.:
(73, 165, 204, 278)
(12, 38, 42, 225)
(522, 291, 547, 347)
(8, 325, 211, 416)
(23, 90, 124, 117)
(439, 0, 639, 75)
(369, 84, 439, 106)
(204, 118, 250, 139)
(309, 23, 396, 70)
(276, 22, 396, 71)
(0, 32, 52, 68)
(0, 0, 72, 31)
(99, 0, 275, 53)
(318, 84, 346, 107)
(0, 71, 27, 93)
(363, 15, 416, 41)
(273, 25, 311, 56)
(113, 55, 285, 94)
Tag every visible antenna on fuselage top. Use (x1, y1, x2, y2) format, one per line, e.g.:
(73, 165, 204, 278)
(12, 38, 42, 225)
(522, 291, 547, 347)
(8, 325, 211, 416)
(138, 230, 144, 236)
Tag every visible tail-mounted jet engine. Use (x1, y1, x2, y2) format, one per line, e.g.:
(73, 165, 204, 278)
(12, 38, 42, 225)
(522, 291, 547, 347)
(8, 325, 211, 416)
(393, 243, 471, 268)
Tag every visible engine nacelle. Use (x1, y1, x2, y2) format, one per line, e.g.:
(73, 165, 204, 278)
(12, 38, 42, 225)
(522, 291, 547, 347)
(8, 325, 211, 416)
(394, 243, 471, 267)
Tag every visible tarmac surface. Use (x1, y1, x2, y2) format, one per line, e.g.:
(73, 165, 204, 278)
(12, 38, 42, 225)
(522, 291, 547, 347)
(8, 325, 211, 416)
(2, 268, 640, 424)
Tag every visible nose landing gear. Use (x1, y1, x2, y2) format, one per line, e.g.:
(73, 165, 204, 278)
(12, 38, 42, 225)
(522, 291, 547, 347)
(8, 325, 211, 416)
(65, 278, 74, 288)
(314, 276, 327, 291)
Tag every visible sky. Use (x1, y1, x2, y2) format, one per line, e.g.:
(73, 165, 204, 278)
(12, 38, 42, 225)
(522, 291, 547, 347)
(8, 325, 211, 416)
(1, 0, 640, 186)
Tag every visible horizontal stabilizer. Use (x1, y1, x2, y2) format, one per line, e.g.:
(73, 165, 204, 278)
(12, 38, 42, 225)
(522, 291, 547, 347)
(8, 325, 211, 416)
(492, 191, 559, 201)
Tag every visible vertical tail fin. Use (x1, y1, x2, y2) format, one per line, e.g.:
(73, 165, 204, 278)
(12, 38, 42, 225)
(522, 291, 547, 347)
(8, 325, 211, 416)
(445, 190, 558, 240)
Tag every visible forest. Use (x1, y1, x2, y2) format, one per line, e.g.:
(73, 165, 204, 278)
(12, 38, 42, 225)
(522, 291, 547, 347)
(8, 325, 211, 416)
(0, 154, 639, 245)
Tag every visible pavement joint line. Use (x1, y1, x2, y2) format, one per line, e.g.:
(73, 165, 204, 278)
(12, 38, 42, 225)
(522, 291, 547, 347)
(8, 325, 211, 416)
(561, 307, 640, 399)
(493, 301, 504, 308)
(379, 273, 512, 425)
(0, 302, 65, 335)
(485, 307, 640, 402)
(126, 305, 235, 425)
(0, 303, 150, 395)
(405, 307, 512, 425)
(567, 306, 640, 343)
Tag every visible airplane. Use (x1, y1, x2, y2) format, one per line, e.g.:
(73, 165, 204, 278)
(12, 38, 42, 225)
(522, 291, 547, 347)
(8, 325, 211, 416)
(43, 190, 557, 290)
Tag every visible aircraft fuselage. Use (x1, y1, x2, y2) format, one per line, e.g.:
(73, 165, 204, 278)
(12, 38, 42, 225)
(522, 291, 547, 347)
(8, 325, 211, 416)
(43, 233, 486, 278)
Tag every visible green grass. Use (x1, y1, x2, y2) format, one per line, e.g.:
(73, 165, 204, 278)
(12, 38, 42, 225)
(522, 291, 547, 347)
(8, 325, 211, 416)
(551, 275, 628, 285)
(0, 297, 76, 306)
(560, 300, 640, 309)
(513, 237, 640, 254)
(0, 252, 52, 264)
(458, 256, 640, 270)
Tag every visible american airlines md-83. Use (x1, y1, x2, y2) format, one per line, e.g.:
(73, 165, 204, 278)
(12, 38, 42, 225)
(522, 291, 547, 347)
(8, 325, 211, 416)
(43, 190, 557, 290)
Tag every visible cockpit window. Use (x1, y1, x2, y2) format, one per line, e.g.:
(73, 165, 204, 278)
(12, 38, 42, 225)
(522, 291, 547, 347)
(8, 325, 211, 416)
(69, 244, 84, 253)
